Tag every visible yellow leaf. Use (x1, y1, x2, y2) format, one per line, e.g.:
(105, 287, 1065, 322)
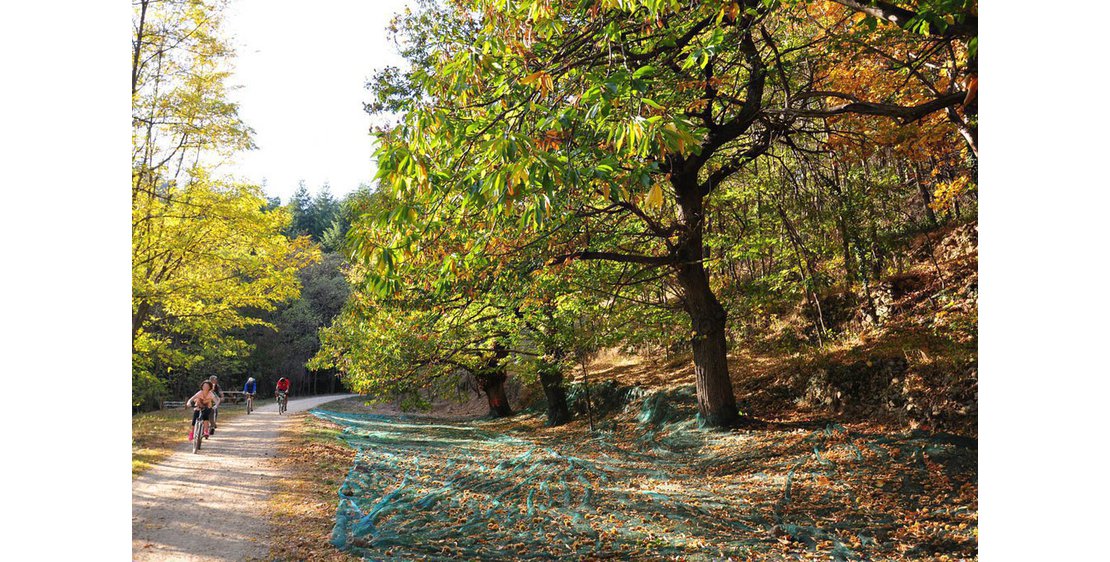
(646, 183, 663, 209)
(522, 71, 554, 95)
(521, 71, 545, 86)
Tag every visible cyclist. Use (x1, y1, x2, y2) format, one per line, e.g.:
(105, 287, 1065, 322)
(208, 375, 223, 433)
(275, 376, 290, 409)
(243, 377, 257, 410)
(186, 380, 217, 441)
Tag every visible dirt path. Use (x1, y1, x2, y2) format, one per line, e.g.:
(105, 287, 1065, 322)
(132, 394, 355, 561)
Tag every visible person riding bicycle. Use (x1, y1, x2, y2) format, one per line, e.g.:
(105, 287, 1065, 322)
(243, 377, 257, 412)
(186, 380, 217, 441)
(208, 375, 223, 433)
(275, 376, 290, 406)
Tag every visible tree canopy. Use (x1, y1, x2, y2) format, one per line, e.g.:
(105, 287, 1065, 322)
(132, 0, 318, 407)
(320, 0, 976, 427)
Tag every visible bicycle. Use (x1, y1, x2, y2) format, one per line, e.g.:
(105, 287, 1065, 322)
(277, 390, 288, 415)
(246, 393, 254, 414)
(191, 409, 209, 454)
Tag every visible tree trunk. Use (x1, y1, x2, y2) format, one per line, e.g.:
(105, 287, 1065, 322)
(828, 169, 857, 288)
(476, 343, 513, 417)
(133, 300, 152, 339)
(911, 164, 939, 227)
(946, 103, 978, 159)
(674, 177, 741, 428)
(676, 264, 740, 428)
(537, 306, 571, 427)
(477, 370, 512, 417)
(538, 366, 571, 426)
(132, 0, 148, 95)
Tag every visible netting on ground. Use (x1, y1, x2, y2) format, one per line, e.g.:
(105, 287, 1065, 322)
(312, 391, 976, 561)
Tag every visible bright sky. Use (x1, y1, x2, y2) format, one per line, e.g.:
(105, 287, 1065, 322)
(223, 0, 414, 202)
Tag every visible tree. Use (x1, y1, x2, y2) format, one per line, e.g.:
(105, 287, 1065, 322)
(357, 0, 972, 427)
(314, 183, 602, 423)
(132, 0, 318, 406)
(236, 251, 350, 395)
(313, 284, 516, 416)
(310, 184, 342, 238)
(289, 181, 314, 237)
(286, 181, 346, 241)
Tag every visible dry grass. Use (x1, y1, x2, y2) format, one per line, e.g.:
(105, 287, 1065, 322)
(267, 412, 360, 562)
(581, 320, 976, 435)
(132, 404, 246, 478)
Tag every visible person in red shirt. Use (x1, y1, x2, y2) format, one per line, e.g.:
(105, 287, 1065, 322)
(275, 377, 291, 412)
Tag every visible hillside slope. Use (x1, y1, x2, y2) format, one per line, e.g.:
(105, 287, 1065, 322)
(574, 221, 978, 437)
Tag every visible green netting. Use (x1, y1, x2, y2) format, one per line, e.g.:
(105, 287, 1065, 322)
(311, 390, 976, 561)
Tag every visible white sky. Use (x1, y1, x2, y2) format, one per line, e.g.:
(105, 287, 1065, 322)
(223, 0, 414, 202)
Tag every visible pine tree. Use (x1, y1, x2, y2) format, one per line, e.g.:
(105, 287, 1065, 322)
(289, 181, 313, 236)
(310, 183, 341, 240)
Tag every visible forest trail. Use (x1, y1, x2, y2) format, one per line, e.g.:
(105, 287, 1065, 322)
(132, 394, 355, 561)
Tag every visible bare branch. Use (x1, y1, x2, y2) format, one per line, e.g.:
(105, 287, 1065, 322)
(782, 91, 967, 124)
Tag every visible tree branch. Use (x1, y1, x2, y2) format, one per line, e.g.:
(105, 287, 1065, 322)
(783, 91, 967, 124)
(830, 0, 977, 38)
(547, 250, 675, 267)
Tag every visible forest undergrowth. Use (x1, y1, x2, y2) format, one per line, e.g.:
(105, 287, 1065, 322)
(582, 221, 978, 438)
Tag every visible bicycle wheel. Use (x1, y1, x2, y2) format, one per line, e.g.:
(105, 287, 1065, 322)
(193, 419, 203, 453)
(247, 396, 252, 414)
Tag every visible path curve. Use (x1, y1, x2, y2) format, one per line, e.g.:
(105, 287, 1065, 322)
(132, 394, 355, 561)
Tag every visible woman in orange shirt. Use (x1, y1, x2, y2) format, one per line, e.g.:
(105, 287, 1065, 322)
(186, 380, 218, 441)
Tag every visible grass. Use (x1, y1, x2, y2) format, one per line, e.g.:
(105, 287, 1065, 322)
(267, 411, 360, 561)
(131, 403, 247, 479)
